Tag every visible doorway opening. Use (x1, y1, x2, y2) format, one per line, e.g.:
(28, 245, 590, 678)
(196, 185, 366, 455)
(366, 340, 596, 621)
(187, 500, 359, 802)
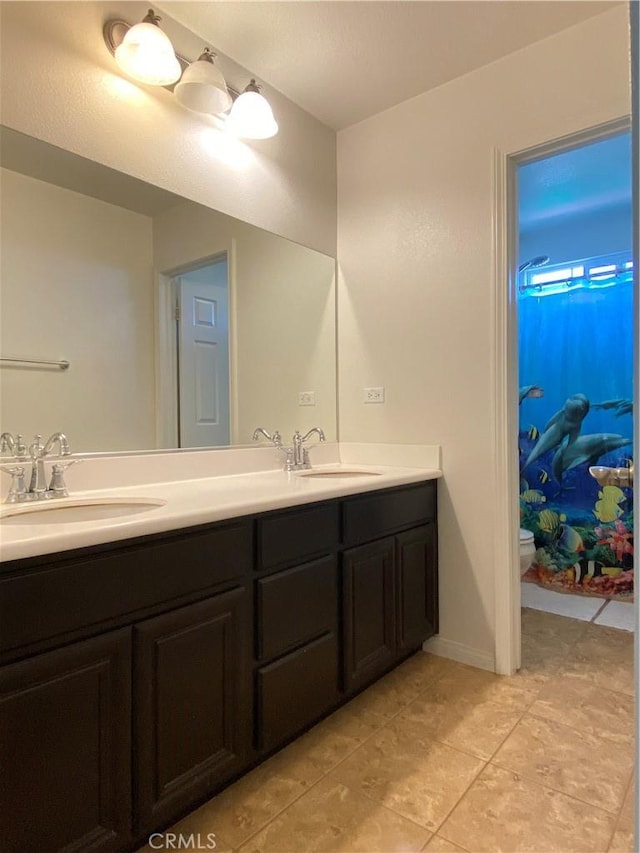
(516, 132, 634, 629)
(174, 257, 230, 448)
(156, 254, 232, 449)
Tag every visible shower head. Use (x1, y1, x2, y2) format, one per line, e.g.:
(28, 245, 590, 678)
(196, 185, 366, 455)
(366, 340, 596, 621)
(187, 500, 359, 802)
(518, 255, 550, 273)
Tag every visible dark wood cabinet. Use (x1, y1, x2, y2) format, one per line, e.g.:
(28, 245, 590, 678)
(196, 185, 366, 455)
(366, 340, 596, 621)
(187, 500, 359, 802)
(0, 629, 132, 853)
(0, 479, 438, 851)
(396, 523, 438, 651)
(134, 588, 252, 835)
(257, 631, 339, 752)
(343, 537, 397, 692)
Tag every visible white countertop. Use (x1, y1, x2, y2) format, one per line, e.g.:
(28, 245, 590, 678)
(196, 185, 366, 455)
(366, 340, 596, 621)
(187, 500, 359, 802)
(0, 459, 441, 562)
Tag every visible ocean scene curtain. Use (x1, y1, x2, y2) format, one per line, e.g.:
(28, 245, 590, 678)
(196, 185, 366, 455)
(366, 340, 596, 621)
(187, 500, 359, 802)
(518, 255, 634, 600)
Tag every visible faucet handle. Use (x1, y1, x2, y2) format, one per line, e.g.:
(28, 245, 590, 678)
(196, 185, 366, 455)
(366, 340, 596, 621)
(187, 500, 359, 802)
(14, 434, 27, 458)
(0, 465, 28, 503)
(48, 459, 82, 497)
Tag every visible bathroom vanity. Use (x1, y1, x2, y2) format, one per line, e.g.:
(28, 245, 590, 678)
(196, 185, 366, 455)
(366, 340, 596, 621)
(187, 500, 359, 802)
(0, 468, 439, 852)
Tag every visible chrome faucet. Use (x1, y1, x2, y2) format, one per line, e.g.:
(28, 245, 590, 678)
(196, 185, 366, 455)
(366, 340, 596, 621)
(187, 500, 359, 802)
(0, 432, 27, 457)
(292, 427, 326, 470)
(1, 432, 74, 502)
(252, 427, 282, 447)
(29, 433, 71, 495)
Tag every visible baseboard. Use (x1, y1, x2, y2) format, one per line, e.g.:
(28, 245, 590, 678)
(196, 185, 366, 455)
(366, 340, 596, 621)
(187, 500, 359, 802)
(422, 636, 496, 673)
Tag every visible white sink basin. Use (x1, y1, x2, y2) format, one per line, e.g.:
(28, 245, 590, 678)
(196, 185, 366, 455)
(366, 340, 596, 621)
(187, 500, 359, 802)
(297, 469, 382, 479)
(0, 497, 167, 524)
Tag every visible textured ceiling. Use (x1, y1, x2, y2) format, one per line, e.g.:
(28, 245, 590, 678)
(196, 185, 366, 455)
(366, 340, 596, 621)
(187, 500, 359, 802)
(159, 1, 619, 130)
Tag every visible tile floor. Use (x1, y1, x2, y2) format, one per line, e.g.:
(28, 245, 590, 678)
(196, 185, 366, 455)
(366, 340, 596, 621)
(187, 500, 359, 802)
(142, 609, 635, 853)
(521, 582, 636, 631)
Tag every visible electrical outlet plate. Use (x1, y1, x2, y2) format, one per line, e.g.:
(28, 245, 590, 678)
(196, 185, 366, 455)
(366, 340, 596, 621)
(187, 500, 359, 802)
(363, 387, 385, 403)
(298, 391, 316, 406)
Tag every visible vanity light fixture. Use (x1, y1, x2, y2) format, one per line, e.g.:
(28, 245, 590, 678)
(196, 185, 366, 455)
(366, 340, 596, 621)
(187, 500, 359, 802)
(112, 9, 181, 86)
(227, 79, 279, 140)
(103, 12, 278, 139)
(174, 48, 232, 115)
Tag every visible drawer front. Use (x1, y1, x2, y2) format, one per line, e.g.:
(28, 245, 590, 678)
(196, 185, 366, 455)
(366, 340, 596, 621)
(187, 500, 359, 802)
(257, 632, 338, 752)
(258, 503, 339, 571)
(257, 556, 337, 661)
(0, 521, 253, 657)
(343, 482, 435, 546)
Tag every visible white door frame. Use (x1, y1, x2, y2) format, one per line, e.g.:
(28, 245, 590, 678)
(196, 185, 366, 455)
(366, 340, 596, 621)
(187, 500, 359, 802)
(491, 116, 632, 676)
(154, 245, 238, 449)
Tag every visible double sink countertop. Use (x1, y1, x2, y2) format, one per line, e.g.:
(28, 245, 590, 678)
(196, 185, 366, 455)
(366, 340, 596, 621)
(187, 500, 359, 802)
(0, 443, 442, 562)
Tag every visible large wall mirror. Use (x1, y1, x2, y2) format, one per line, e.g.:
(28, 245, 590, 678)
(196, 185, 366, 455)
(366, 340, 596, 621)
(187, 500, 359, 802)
(0, 126, 337, 454)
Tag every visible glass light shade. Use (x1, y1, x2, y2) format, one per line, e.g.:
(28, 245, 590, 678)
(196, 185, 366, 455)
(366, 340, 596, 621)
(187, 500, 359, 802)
(228, 90, 278, 140)
(174, 57, 232, 115)
(115, 21, 181, 86)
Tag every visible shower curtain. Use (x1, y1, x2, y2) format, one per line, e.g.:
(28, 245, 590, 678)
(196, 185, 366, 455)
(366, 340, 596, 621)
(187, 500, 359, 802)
(518, 270, 634, 600)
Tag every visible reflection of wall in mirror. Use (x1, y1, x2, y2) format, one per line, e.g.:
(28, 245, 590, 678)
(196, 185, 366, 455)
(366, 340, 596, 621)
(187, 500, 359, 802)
(1, 167, 156, 452)
(153, 202, 337, 445)
(1, 167, 337, 452)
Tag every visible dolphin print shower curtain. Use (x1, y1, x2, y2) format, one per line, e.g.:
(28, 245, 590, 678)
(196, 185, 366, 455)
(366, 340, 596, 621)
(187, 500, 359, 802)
(518, 255, 634, 600)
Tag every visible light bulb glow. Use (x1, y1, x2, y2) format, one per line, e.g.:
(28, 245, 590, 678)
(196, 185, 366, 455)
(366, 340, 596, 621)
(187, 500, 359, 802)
(228, 91, 278, 139)
(115, 21, 181, 86)
(174, 58, 232, 115)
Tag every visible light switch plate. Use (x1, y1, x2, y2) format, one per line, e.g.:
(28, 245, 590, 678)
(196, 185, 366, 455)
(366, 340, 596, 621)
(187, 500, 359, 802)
(298, 391, 316, 406)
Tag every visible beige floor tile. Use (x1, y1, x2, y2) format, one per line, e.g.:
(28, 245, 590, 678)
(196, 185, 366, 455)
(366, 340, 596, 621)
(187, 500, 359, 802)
(423, 837, 469, 852)
(559, 624, 635, 696)
(529, 676, 635, 747)
(237, 777, 431, 853)
(521, 607, 590, 645)
(265, 702, 387, 785)
(178, 759, 309, 849)
(439, 764, 617, 852)
(492, 713, 634, 813)
(393, 650, 459, 687)
(342, 662, 447, 721)
(608, 777, 637, 852)
(329, 719, 484, 832)
(432, 663, 539, 712)
(399, 687, 523, 761)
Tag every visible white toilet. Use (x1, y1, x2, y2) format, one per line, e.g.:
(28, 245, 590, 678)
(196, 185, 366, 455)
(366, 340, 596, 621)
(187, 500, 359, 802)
(520, 529, 536, 575)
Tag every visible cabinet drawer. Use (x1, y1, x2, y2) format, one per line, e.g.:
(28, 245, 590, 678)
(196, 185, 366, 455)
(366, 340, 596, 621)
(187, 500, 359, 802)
(258, 503, 339, 571)
(0, 521, 253, 658)
(343, 483, 435, 546)
(257, 632, 338, 752)
(257, 556, 337, 661)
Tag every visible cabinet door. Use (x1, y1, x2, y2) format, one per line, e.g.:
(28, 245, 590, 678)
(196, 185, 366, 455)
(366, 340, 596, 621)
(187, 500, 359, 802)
(397, 523, 438, 651)
(0, 629, 131, 853)
(134, 588, 251, 834)
(342, 537, 396, 692)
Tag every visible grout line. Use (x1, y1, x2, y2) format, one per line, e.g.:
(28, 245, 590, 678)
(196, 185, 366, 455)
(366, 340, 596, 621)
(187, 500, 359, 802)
(485, 757, 625, 822)
(592, 598, 610, 624)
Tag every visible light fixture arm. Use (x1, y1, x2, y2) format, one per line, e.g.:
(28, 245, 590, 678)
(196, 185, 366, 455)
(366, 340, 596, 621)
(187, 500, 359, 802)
(142, 9, 161, 26)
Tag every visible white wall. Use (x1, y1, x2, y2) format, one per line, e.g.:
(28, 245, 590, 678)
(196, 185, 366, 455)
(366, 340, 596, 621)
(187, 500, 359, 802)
(337, 6, 631, 666)
(153, 202, 337, 444)
(1, 168, 155, 452)
(0, 1, 336, 257)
